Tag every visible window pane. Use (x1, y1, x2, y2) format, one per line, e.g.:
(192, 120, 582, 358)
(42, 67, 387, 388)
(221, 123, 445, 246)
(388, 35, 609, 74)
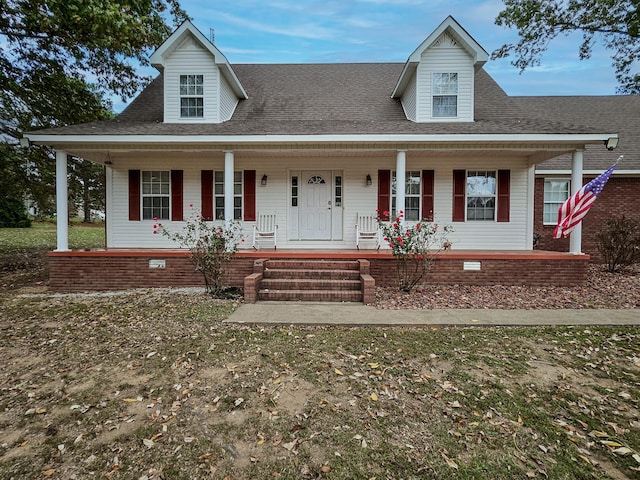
(405, 197, 420, 221)
(433, 73, 458, 94)
(433, 95, 457, 117)
(544, 203, 560, 224)
(406, 171, 421, 195)
(467, 171, 496, 195)
(467, 197, 495, 221)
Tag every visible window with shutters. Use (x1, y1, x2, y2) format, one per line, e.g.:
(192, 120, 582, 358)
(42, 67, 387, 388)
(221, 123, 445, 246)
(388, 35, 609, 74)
(467, 170, 496, 221)
(142, 171, 170, 220)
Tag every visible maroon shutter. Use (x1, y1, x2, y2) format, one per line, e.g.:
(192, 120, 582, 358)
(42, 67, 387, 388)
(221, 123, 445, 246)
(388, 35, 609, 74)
(421, 169, 435, 221)
(497, 169, 510, 222)
(201, 170, 214, 221)
(244, 170, 256, 221)
(452, 169, 466, 222)
(171, 170, 183, 221)
(128, 170, 140, 221)
(378, 170, 391, 221)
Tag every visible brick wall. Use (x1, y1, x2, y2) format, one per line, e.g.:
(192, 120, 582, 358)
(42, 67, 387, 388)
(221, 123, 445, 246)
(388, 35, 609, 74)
(48, 252, 254, 292)
(49, 251, 589, 292)
(535, 177, 640, 263)
(369, 254, 588, 287)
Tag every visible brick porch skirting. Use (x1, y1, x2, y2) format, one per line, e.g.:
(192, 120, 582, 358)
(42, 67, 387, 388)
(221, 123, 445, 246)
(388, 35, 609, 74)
(48, 249, 589, 293)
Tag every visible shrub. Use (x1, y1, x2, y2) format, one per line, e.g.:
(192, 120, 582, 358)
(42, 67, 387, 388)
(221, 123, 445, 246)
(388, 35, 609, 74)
(377, 210, 453, 292)
(596, 215, 640, 272)
(0, 198, 31, 228)
(154, 207, 244, 297)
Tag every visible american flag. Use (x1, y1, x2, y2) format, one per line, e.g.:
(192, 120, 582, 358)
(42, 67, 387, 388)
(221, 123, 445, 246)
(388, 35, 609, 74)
(553, 163, 617, 239)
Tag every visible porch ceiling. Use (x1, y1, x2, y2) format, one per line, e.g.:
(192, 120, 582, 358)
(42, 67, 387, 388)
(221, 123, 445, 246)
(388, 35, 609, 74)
(57, 141, 581, 166)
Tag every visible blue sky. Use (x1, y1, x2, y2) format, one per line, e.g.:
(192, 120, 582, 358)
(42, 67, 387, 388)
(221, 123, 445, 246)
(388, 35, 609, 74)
(119, 0, 620, 111)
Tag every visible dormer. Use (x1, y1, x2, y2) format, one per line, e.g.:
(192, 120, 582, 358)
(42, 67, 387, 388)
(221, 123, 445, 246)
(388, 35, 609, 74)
(392, 16, 488, 123)
(150, 21, 247, 123)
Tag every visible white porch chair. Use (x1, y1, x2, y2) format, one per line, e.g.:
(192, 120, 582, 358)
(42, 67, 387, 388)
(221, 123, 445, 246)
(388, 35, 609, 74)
(355, 213, 381, 250)
(252, 213, 278, 250)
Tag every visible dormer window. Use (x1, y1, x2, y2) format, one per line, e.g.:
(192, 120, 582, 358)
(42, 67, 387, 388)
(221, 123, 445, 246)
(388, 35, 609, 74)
(180, 75, 204, 118)
(432, 73, 458, 117)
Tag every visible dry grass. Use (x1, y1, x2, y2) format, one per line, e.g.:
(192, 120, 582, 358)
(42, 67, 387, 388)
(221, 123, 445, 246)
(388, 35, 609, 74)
(1, 289, 639, 479)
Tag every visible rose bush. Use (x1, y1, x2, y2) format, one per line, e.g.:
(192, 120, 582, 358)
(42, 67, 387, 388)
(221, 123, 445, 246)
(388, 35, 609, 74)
(153, 206, 244, 297)
(377, 210, 452, 292)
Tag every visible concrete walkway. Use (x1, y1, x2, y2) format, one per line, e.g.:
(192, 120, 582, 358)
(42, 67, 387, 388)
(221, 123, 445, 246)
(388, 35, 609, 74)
(226, 303, 640, 326)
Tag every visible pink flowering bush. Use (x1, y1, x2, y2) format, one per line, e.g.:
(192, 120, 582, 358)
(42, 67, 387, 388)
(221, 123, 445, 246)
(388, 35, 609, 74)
(376, 210, 453, 292)
(153, 207, 244, 298)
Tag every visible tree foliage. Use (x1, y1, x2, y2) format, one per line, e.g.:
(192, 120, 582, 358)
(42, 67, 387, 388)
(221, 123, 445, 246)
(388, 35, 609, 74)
(493, 0, 640, 94)
(0, 0, 189, 220)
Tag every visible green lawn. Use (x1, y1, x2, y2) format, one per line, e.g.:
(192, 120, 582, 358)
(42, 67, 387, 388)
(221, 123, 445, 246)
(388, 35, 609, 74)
(0, 220, 105, 254)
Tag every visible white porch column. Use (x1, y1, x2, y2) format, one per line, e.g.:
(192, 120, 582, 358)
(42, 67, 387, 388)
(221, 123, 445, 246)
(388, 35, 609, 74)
(570, 148, 584, 254)
(395, 150, 406, 222)
(55, 150, 69, 251)
(224, 150, 234, 224)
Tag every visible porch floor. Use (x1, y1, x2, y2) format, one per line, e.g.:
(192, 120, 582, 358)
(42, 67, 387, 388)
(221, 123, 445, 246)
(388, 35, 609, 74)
(49, 247, 586, 261)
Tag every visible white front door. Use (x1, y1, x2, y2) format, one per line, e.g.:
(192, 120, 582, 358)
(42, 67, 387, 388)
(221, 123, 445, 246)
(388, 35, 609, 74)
(300, 171, 332, 240)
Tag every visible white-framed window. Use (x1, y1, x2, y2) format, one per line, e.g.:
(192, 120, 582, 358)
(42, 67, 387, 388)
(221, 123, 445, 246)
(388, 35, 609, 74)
(142, 170, 170, 220)
(432, 73, 458, 118)
(544, 179, 570, 224)
(391, 170, 421, 221)
(179, 74, 204, 118)
(214, 171, 243, 220)
(467, 170, 496, 221)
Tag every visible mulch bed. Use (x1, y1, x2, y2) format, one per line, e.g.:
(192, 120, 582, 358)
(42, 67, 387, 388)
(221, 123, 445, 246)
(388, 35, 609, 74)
(375, 264, 640, 309)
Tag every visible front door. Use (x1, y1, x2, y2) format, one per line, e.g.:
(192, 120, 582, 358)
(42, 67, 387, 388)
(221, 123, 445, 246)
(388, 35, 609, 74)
(300, 171, 332, 240)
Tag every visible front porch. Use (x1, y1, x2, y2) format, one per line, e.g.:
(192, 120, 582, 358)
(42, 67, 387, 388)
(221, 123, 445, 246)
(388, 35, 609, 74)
(48, 248, 590, 302)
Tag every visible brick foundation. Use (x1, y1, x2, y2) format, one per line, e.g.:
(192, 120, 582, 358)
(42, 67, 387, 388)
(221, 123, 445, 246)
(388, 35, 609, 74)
(48, 250, 254, 292)
(370, 254, 588, 287)
(48, 249, 589, 293)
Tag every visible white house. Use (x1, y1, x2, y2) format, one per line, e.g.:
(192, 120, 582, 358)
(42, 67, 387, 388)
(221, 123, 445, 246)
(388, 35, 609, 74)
(25, 16, 627, 300)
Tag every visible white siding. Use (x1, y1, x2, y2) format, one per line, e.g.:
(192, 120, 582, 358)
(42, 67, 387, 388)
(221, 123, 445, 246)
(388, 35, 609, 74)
(107, 152, 532, 251)
(163, 37, 220, 123)
(219, 74, 239, 121)
(416, 33, 475, 122)
(400, 72, 417, 122)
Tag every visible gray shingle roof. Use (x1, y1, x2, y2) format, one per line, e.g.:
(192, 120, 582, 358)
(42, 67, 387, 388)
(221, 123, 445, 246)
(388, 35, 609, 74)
(31, 63, 613, 137)
(514, 96, 640, 171)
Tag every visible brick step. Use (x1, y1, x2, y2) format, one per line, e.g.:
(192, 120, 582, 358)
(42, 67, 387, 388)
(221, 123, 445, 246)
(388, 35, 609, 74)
(258, 289, 363, 302)
(264, 268, 361, 280)
(265, 260, 359, 271)
(261, 278, 362, 291)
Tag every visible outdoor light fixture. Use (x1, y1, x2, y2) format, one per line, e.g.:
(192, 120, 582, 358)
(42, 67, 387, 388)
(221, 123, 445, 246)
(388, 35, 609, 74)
(366, 174, 372, 186)
(605, 137, 619, 151)
(261, 174, 268, 186)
